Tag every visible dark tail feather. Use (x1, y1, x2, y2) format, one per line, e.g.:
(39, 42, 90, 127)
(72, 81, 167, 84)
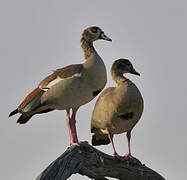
(17, 115, 32, 124)
(36, 108, 54, 114)
(92, 134, 110, 146)
(15, 108, 53, 124)
(9, 109, 18, 117)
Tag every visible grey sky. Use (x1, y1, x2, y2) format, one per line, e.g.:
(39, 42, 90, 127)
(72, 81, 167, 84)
(1, 0, 186, 179)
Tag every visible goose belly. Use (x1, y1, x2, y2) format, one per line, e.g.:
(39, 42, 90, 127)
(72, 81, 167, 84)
(41, 77, 102, 110)
(110, 114, 141, 134)
(109, 100, 143, 134)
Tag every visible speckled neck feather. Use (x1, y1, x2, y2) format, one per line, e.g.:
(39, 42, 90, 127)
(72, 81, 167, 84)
(111, 69, 128, 86)
(81, 37, 95, 59)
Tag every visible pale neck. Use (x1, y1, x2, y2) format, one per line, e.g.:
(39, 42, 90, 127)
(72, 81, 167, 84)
(81, 37, 96, 59)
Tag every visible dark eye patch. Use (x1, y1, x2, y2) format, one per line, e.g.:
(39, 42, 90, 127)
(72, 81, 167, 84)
(91, 27, 98, 33)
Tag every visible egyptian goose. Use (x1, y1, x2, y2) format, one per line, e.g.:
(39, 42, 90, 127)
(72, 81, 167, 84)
(91, 59, 143, 158)
(9, 26, 112, 146)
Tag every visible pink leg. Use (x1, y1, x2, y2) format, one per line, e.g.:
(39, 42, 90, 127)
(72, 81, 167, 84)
(124, 131, 141, 164)
(66, 110, 88, 146)
(125, 131, 133, 158)
(108, 132, 118, 156)
(66, 111, 78, 145)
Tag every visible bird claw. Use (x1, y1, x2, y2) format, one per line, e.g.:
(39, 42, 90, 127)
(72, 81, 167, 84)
(124, 153, 133, 158)
(113, 153, 126, 161)
(124, 153, 141, 165)
(70, 141, 89, 146)
(113, 153, 141, 165)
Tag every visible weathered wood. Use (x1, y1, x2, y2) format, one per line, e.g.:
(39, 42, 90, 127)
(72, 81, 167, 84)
(36, 144, 165, 180)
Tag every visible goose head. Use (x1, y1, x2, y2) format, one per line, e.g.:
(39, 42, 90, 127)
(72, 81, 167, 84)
(112, 59, 140, 76)
(81, 26, 112, 42)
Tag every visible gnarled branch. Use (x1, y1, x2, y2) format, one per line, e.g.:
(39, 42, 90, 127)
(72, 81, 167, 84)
(36, 144, 165, 180)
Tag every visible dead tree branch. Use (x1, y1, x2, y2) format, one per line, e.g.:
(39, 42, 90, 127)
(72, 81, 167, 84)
(36, 144, 165, 180)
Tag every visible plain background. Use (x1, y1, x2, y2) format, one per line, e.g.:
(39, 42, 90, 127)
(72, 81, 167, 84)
(1, 0, 186, 179)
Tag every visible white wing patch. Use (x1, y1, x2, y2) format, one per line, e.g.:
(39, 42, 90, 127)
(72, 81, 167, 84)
(39, 76, 64, 91)
(47, 76, 63, 88)
(74, 72, 82, 77)
(39, 73, 82, 91)
(41, 88, 49, 92)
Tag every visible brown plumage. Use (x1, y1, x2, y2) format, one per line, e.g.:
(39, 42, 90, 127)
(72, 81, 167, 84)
(91, 59, 143, 158)
(18, 87, 42, 111)
(9, 26, 112, 146)
(39, 64, 83, 88)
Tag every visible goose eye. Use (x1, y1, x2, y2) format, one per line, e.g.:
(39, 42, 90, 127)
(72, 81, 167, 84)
(91, 27, 98, 33)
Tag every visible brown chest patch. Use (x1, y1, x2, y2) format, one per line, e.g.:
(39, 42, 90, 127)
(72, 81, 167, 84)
(93, 89, 102, 96)
(118, 112, 134, 120)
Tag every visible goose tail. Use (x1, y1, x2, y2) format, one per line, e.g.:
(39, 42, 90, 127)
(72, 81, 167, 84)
(92, 133, 110, 146)
(9, 109, 18, 117)
(17, 114, 32, 124)
(91, 126, 110, 146)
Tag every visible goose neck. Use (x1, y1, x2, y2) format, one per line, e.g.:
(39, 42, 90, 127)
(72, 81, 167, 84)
(81, 37, 96, 59)
(111, 70, 128, 86)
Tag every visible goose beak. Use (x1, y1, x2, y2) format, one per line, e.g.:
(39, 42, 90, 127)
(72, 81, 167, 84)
(130, 69, 140, 76)
(100, 32, 112, 41)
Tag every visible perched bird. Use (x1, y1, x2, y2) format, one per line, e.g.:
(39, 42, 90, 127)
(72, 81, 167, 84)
(91, 59, 143, 158)
(9, 26, 112, 146)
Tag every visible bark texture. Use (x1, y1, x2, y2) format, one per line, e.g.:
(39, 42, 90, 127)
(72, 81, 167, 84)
(36, 144, 165, 180)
